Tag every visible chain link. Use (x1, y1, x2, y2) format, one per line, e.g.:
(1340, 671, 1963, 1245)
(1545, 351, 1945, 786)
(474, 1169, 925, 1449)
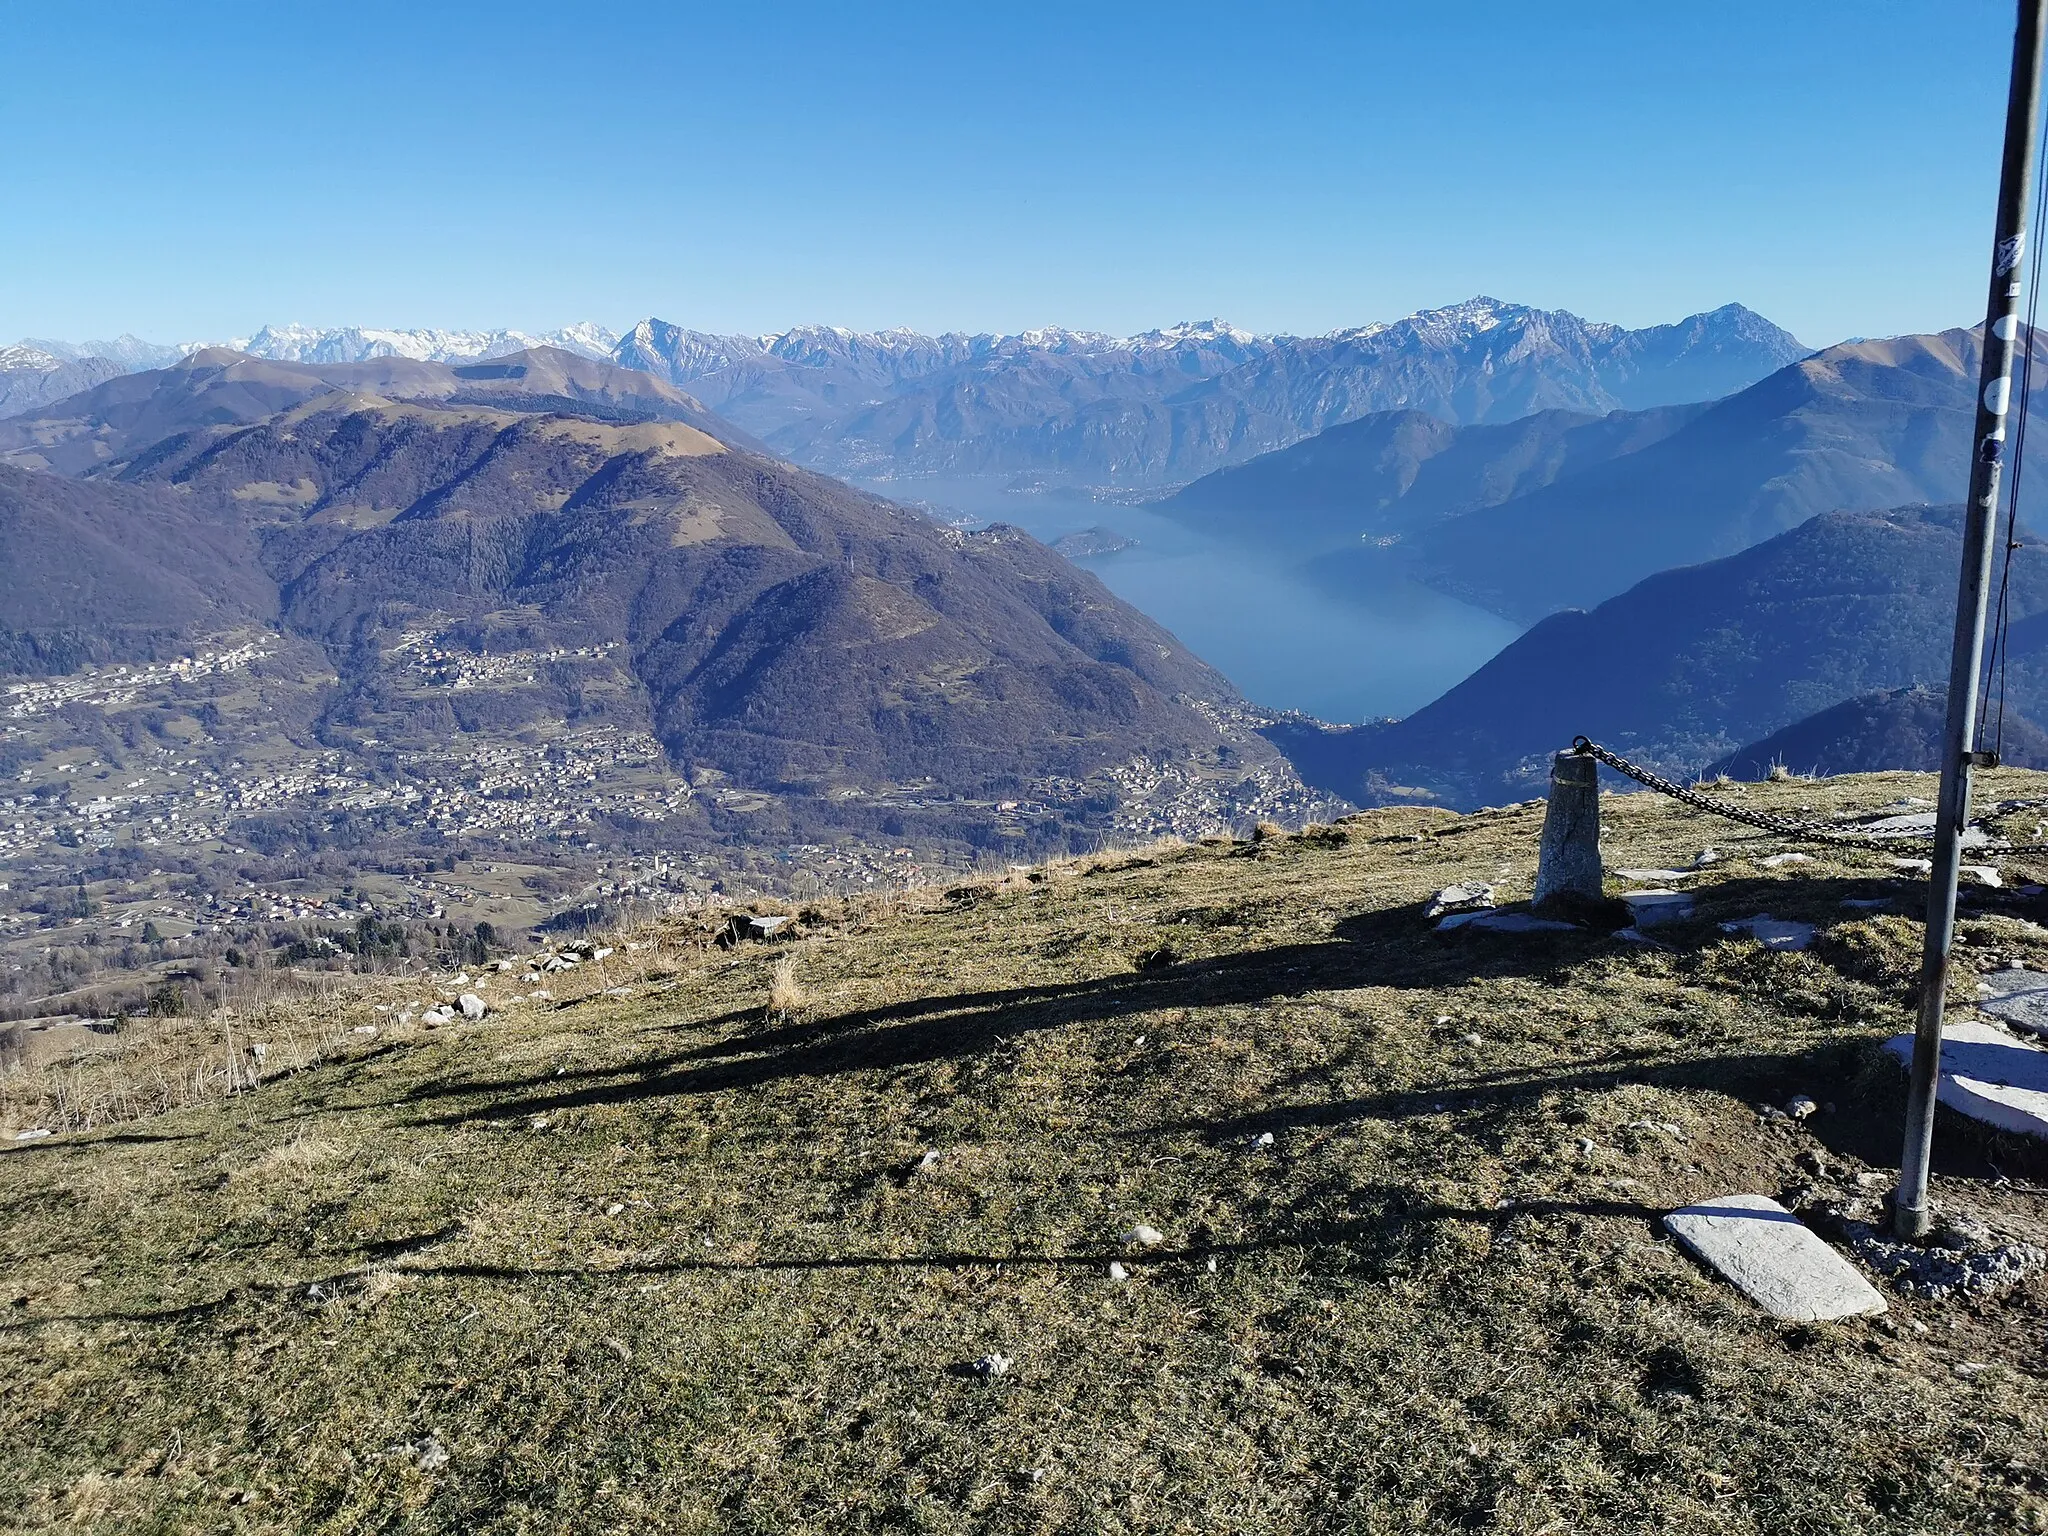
(1569, 737, 2048, 853)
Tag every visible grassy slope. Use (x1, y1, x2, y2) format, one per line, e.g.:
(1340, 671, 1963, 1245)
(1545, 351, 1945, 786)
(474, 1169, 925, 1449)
(9, 774, 2048, 1533)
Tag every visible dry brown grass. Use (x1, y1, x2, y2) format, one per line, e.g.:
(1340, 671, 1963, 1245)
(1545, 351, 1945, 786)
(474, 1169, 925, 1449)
(12, 774, 2048, 1532)
(766, 951, 809, 1018)
(0, 979, 390, 1137)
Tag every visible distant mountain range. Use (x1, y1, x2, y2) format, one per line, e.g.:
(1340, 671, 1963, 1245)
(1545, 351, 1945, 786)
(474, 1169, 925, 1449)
(0, 346, 128, 419)
(1266, 503, 2048, 808)
(8, 298, 1808, 490)
(1171, 325, 2048, 623)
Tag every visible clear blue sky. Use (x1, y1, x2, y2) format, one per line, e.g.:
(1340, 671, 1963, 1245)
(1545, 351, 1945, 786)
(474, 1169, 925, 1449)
(0, 0, 2026, 347)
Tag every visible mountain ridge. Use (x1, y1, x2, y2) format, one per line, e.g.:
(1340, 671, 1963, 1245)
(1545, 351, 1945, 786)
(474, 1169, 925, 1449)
(13, 298, 1808, 489)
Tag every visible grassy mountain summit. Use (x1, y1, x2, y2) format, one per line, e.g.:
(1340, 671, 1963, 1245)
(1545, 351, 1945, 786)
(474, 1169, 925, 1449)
(5, 780, 2047, 1531)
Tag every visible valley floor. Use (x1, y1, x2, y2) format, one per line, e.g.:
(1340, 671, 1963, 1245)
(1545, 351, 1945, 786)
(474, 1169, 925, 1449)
(7, 774, 2048, 1533)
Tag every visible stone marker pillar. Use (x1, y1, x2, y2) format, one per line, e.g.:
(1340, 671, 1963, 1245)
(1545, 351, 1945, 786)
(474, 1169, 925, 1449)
(1532, 750, 1602, 909)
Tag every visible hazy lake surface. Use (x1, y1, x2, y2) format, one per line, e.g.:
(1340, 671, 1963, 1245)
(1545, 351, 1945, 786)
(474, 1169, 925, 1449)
(862, 478, 1521, 724)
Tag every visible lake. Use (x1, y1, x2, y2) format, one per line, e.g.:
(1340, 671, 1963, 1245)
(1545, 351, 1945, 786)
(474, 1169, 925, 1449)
(860, 478, 1521, 724)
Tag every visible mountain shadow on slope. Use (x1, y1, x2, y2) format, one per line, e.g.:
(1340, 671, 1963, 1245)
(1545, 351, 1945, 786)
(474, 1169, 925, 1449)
(1706, 687, 2048, 779)
(1263, 503, 2048, 809)
(0, 463, 271, 674)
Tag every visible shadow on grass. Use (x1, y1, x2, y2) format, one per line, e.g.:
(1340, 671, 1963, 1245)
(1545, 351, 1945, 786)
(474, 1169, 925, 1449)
(402, 878, 1917, 1129)
(0, 1193, 1665, 1330)
(0, 1128, 206, 1157)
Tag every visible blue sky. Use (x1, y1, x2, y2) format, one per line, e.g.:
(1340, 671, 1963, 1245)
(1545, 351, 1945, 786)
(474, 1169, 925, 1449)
(0, 1, 2025, 346)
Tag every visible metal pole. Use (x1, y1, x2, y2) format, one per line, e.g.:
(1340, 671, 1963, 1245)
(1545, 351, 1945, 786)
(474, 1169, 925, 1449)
(1896, 0, 2048, 1241)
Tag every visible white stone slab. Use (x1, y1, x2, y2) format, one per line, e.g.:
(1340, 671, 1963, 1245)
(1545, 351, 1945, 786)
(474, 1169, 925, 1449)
(1882, 1021, 2048, 1138)
(1976, 969, 2048, 1035)
(1720, 915, 1817, 951)
(1435, 910, 1579, 934)
(1664, 1194, 1887, 1321)
(1615, 867, 1694, 883)
(1621, 890, 1694, 926)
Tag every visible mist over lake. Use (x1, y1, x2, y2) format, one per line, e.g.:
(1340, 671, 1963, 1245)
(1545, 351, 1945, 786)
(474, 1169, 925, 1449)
(867, 478, 1521, 724)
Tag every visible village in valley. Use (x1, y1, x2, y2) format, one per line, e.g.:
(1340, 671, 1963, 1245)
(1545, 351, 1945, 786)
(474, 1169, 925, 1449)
(0, 623, 1336, 1032)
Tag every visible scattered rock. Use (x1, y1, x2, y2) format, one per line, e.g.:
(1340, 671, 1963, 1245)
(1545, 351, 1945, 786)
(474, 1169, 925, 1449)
(458, 993, 487, 1020)
(1763, 853, 1812, 867)
(1719, 915, 1817, 951)
(593, 947, 615, 961)
(1250, 1131, 1275, 1149)
(1425, 883, 1495, 918)
(1693, 848, 1723, 868)
(917, 1149, 943, 1171)
(421, 1005, 455, 1026)
(1664, 1194, 1887, 1321)
(351, 1024, 379, 1036)
(1827, 1206, 2048, 1300)
(1893, 857, 1935, 874)
(12, 1128, 52, 1142)
(1108, 1261, 1130, 1281)
(1614, 867, 1695, 883)
(450, 972, 470, 986)
(1127, 1224, 1165, 1248)
(1962, 865, 2005, 889)
(1787, 1095, 1818, 1120)
(1461, 1032, 1484, 1047)
(605, 1202, 625, 1216)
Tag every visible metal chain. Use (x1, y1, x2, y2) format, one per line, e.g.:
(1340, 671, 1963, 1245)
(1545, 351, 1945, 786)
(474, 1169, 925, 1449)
(1569, 737, 2048, 854)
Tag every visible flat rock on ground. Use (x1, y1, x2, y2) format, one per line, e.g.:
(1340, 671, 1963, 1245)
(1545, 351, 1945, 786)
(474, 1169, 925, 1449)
(1883, 1020, 2048, 1138)
(1720, 915, 1817, 951)
(1621, 890, 1694, 927)
(1664, 1194, 1888, 1321)
(1435, 910, 1579, 934)
(1978, 969, 2048, 1038)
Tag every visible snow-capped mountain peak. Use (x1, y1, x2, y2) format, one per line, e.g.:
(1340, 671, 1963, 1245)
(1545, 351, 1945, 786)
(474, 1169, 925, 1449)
(0, 344, 67, 371)
(232, 323, 619, 366)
